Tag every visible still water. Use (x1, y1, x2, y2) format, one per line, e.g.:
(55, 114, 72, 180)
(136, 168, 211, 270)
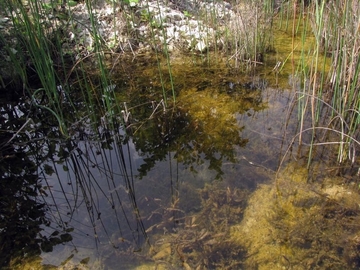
(39, 86, 289, 268)
(1, 54, 359, 269)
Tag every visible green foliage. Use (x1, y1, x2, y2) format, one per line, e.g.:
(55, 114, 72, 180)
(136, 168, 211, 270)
(68, 0, 78, 7)
(123, 0, 139, 7)
(183, 10, 191, 18)
(140, 9, 152, 22)
(2, 0, 70, 136)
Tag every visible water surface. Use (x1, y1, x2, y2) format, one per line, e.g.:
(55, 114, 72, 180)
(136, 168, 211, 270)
(1, 51, 358, 269)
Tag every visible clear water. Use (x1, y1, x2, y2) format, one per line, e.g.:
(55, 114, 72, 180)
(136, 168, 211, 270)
(37, 75, 296, 268)
(1, 54, 358, 269)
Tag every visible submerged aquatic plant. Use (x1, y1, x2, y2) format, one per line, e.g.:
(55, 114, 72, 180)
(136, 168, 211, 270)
(148, 182, 248, 269)
(239, 161, 360, 269)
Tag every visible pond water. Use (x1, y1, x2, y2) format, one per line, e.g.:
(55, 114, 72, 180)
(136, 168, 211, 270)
(40, 59, 297, 269)
(1, 35, 359, 269)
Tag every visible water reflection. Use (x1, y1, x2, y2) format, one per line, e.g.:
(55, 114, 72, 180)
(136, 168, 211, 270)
(38, 92, 257, 266)
(0, 99, 72, 268)
(0, 60, 297, 268)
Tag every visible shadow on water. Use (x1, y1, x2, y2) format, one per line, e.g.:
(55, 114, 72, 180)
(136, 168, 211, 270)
(1, 55, 358, 269)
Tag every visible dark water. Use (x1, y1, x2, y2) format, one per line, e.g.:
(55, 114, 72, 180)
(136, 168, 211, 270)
(1, 56, 359, 269)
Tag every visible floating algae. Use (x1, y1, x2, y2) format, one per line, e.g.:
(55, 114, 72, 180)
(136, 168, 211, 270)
(231, 162, 360, 269)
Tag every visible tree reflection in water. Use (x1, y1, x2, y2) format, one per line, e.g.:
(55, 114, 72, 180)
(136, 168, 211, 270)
(0, 99, 72, 268)
(0, 68, 267, 268)
(0, 95, 151, 268)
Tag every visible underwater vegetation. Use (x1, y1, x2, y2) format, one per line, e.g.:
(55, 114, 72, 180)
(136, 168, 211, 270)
(137, 181, 249, 269)
(0, 0, 359, 269)
(232, 161, 360, 269)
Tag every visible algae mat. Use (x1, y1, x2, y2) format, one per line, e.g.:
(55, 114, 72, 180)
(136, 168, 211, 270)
(231, 162, 360, 269)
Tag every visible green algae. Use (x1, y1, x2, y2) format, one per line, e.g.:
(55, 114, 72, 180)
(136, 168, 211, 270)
(231, 161, 360, 269)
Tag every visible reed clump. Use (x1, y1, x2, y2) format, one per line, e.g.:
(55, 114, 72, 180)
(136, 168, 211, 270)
(0, 0, 125, 136)
(278, 0, 360, 166)
(224, 0, 275, 69)
(309, 0, 359, 164)
(309, 0, 360, 122)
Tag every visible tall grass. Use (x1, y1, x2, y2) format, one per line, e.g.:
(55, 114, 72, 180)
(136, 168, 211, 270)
(278, 0, 360, 166)
(307, 0, 359, 164)
(223, 0, 275, 69)
(1, 0, 127, 136)
(2, 0, 71, 135)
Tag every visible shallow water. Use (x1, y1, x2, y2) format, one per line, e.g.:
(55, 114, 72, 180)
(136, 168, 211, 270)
(1, 30, 359, 269)
(39, 85, 292, 269)
(0, 54, 296, 268)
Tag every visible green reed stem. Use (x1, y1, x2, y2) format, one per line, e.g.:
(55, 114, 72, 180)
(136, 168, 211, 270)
(5, 0, 69, 136)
